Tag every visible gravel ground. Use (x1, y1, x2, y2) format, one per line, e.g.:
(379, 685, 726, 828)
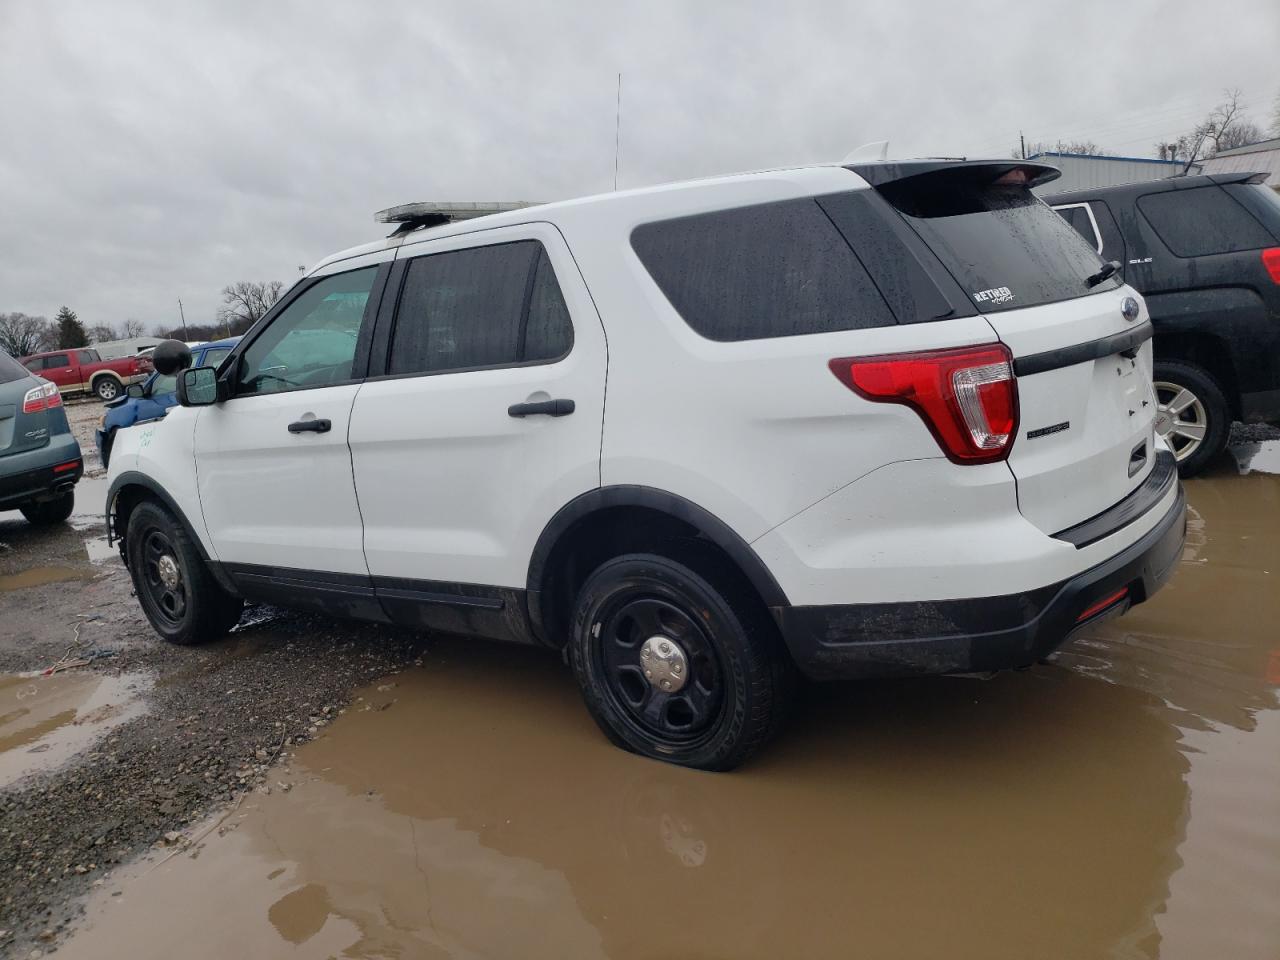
(0, 513, 427, 956)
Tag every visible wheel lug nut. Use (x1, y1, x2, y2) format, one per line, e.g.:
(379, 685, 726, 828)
(673, 663, 682, 674)
(660, 642, 670, 654)
(644, 670, 652, 678)
(660, 679, 671, 690)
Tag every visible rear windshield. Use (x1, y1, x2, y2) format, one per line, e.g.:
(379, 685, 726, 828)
(1222, 182, 1280, 239)
(877, 172, 1120, 313)
(0, 349, 31, 385)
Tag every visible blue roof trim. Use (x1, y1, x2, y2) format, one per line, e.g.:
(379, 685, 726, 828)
(1027, 151, 1185, 166)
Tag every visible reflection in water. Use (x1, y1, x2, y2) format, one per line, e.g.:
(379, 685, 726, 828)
(0, 672, 149, 788)
(60, 471, 1280, 960)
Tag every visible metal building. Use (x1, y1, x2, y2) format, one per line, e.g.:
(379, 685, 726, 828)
(1199, 138, 1280, 190)
(1028, 152, 1195, 194)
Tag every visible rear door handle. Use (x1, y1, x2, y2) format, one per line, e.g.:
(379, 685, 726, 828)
(508, 399, 575, 418)
(288, 418, 331, 434)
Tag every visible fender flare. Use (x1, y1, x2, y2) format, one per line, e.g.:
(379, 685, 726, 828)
(106, 471, 238, 595)
(524, 485, 790, 641)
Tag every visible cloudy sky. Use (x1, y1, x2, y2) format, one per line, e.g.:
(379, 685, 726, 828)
(2, 0, 1277, 334)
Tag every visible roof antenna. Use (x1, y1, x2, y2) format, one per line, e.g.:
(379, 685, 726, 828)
(842, 140, 889, 163)
(613, 72, 622, 190)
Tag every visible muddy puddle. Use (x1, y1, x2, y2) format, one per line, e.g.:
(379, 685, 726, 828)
(49, 452, 1280, 959)
(0, 671, 150, 788)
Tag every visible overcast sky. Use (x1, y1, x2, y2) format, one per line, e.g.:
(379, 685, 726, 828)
(1, 0, 1277, 334)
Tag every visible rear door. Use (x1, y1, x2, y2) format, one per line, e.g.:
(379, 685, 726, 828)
(872, 165, 1156, 534)
(348, 223, 605, 625)
(37, 354, 79, 394)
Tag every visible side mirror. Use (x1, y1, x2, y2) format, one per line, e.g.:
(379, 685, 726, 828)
(176, 367, 218, 407)
(151, 339, 193, 376)
(125, 383, 145, 399)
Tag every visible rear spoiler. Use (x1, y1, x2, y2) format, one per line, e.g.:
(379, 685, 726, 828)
(846, 159, 1061, 189)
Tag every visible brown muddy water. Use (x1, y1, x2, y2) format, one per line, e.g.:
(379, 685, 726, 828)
(56, 446, 1280, 959)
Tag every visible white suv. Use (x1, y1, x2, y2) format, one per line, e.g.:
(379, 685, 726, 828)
(107, 160, 1186, 770)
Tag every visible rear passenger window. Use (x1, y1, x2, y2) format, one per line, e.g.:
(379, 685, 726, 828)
(631, 199, 894, 341)
(1054, 205, 1101, 253)
(1137, 187, 1274, 257)
(44, 354, 70, 369)
(389, 240, 572, 376)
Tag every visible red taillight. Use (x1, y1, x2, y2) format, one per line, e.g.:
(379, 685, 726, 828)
(829, 344, 1019, 464)
(1262, 248, 1280, 285)
(21, 379, 61, 414)
(53, 460, 81, 474)
(1075, 587, 1129, 623)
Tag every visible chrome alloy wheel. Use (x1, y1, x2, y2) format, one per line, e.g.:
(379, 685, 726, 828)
(1154, 380, 1208, 462)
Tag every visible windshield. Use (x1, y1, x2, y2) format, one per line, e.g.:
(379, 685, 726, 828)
(877, 172, 1121, 313)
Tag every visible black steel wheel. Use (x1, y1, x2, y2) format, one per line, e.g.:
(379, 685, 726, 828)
(595, 596, 726, 742)
(569, 551, 794, 771)
(125, 500, 243, 644)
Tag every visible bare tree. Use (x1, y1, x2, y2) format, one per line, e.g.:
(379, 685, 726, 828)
(1164, 89, 1260, 170)
(0, 312, 54, 357)
(87, 322, 119, 343)
(1013, 139, 1102, 159)
(121, 318, 147, 338)
(217, 281, 284, 335)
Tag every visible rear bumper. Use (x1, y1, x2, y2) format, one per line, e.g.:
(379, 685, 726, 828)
(772, 481, 1186, 680)
(0, 437, 84, 510)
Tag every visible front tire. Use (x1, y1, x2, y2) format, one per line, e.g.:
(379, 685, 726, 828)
(1153, 360, 1230, 478)
(568, 552, 793, 771)
(125, 500, 243, 644)
(94, 377, 121, 401)
(20, 490, 75, 526)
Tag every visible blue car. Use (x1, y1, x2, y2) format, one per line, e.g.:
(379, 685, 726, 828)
(97, 337, 239, 468)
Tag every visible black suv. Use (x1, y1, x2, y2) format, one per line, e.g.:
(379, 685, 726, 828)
(1046, 173, 1280, 475)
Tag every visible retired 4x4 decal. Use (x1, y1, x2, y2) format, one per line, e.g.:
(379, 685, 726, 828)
(972, 286, 1014, 305)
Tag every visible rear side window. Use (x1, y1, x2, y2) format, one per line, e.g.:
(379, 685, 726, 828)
(1137, 186, 1275, 257)
(43, 354, 70, 369)
(0, 350, 30, 384)
(878, 172, 1119, 313)
(631, 199, 894, 341)
(1054, 204, 1102, 253)
(389, 240, 573, 376)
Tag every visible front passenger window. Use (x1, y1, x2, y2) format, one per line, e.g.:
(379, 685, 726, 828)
(237, 268, 377, 396)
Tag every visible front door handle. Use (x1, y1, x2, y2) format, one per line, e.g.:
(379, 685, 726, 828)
(508, 399, 575, 418)
(288, 418, 331, 434)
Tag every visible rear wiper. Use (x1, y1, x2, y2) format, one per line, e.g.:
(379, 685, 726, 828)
(1086, 260, 1121, 288)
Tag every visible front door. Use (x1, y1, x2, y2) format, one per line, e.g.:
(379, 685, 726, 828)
(348, 225, 606, 637)
(193, 257, 388, 581)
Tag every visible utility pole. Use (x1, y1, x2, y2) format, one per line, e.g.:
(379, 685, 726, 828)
(613, 72, 622, 191)
(1020, 132, 1026, 160)
(177, 298, 189, 340)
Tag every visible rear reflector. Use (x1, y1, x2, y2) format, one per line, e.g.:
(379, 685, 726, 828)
(1262, 248, 1280, 285)
(21, 379, 62, 414)
(1076, 587, 1129, 623)
(53, 460, 81, 474)
(829, 344, 1018, 464)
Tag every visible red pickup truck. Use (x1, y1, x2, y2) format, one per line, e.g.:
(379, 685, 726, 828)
(20, 348, 152, 401)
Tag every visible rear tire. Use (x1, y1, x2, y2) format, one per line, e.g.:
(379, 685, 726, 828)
(1153, 360, 1230, 478)
(20, 490, 75, 526)
(94, 377, 121, 401)
(125, 500, 243, 644)
(568, 551, 794, 771)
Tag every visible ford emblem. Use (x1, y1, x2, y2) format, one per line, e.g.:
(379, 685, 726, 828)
(1121, 296, 1140, 322)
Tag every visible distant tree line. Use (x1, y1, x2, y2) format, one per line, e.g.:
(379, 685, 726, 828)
(1, 279, 285, 356)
